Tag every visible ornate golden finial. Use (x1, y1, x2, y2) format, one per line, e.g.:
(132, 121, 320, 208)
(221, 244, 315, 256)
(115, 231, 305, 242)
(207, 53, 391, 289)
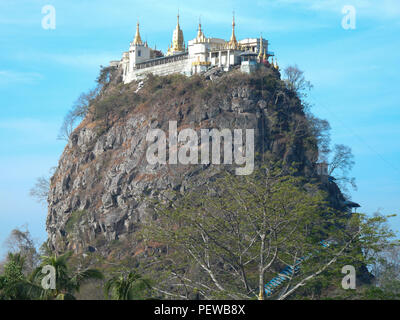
(228, 11, 238, 49)
(263, 48, 267, 62)
(274, 57, 279, 70)
(258, 35, 263, 60)
(198, 16, 202, 34)
(195, 15, 206, 43)
(167, 11, 185, 55)
(133, 21, 143, 45)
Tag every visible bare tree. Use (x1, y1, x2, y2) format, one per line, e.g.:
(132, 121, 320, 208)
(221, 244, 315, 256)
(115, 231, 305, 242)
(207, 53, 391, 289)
(29, 167, 56, 205)
(283, 64, 313, 98)
(372, 244, 400, 293)
(307, 115, 331, 162)
(74, 89, 99, 118)
(4, 226, 40, 274)
(29, 176, 49, 205)
(305, 116, 356, 195)
(328, 144, 355, 176)
(58, 88, 99, 141)
(58, 110, 76, 142)
(328, 144, 357, 194)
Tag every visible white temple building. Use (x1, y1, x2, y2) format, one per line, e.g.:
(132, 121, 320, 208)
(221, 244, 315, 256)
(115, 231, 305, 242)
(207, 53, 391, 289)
(110, 14, 277, 84)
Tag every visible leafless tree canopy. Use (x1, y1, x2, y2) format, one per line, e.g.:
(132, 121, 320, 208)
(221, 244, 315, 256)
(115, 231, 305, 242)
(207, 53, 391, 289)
(29, 176, 49, 204)
(29, 167, 56, 205)
(58, 88, 99, 141)
(329, 144, 355, 176)
(283, 64, 313, 98)
(4, 227, 40, 274)
(328, 144, 357, 195)
(372, 244, 400, 293)
(307, 114, 331, 162)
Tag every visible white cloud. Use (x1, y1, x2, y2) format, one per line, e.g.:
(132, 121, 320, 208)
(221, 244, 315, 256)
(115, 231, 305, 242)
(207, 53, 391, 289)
(44, 52, 118, 68)
(13, 51, 119, 69)
(0, 70, 43, 85)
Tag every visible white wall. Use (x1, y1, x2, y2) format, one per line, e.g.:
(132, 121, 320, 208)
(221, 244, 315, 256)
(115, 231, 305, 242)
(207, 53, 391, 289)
(124, 58, 190, 83)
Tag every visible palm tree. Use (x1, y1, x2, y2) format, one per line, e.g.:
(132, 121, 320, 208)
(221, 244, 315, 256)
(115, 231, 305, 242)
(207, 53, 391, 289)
(104, 271, 152, 300)
(31, 251, 104, 300)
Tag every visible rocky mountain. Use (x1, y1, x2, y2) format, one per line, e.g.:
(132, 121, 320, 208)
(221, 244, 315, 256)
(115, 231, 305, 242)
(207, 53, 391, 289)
(46, 65, 345, 257)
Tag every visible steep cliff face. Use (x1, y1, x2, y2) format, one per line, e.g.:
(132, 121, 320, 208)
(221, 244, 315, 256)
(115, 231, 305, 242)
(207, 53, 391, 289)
(47, 66, 338, 256)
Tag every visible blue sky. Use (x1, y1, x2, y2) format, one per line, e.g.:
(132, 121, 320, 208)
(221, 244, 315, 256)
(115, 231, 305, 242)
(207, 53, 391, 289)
(1, 0, 399, 257)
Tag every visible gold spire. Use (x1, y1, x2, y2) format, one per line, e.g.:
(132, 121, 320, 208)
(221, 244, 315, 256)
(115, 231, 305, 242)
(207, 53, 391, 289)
(263, 48, 267, 61)
(133, 21, 143, 45)
(195, 17, 206, 43)
(168, 11, 185, 55)
(258, 35, 263, 60)
(228, 12, 238, 49)
(197, 17, 202, 37)
(274, 57, 279, 70)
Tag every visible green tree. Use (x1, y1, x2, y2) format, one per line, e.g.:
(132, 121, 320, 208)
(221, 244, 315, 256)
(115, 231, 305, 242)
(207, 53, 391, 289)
(0, 253, 27, 299)
(141, 165, 395, 300)
(31, 251, 104, 300)
(104, 271, 152, 300)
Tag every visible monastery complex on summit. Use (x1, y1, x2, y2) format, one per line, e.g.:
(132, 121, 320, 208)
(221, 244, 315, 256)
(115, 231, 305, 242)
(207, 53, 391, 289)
(110, 13, 278, 83)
